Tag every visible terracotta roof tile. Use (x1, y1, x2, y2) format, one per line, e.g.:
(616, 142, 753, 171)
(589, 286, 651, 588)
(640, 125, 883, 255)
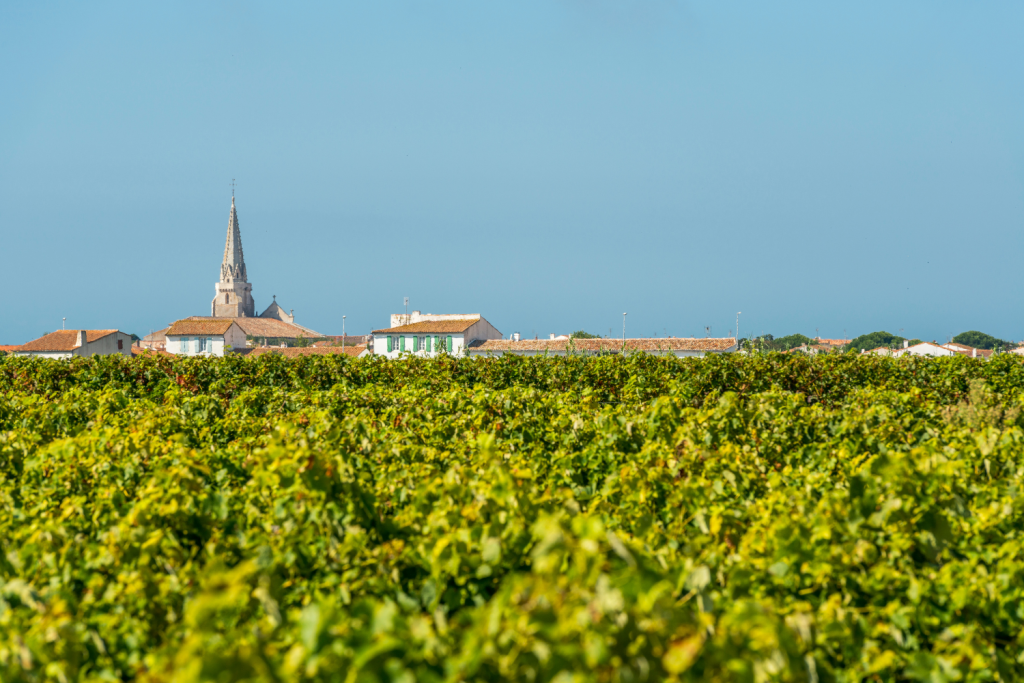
(185, 316, 321, 338)
(373, 318, 481, 334)
(131, 346, 175, 357)
(242, 345, 365, 358)
(166, 320, 238, 336)
(467, 337, 737, 353)
(0, 345, 23, 353)
(16, 330, 119, 352)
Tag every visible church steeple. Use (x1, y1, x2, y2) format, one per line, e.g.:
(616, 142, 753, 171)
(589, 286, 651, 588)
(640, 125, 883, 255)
(221, 196, 248, 283)
(212, 194, 255, 317)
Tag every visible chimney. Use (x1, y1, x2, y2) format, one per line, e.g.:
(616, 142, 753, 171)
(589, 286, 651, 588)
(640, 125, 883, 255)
(549, 333, 555, 340)
(512, 332, 520, 342)
(973, 348, 977, 358)
(903, 340, 909, 349)
(76, 330, 86, 349)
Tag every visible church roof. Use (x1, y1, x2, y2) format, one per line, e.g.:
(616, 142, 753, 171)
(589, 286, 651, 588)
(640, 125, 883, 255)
(16, 330, 118, 352)
(186, 316, 321, 338)
(166, 320, 239, 336)
(373, 318, 481, 334)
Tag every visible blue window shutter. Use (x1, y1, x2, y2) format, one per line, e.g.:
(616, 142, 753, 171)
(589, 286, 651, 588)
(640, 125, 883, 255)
(181, 337, 188, 353)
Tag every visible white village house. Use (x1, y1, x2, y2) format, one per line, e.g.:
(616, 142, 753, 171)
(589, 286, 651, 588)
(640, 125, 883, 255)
(466, 337, 738, 358)
(12, 329, 133, 359)
(371, 312, 502, 358)
(166, 319, 247, 357)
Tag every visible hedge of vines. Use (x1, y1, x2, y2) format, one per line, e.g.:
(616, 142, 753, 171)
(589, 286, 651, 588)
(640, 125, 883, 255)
(2, 352, 1024, 682)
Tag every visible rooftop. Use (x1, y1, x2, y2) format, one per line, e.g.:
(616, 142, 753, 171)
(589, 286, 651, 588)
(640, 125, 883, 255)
(374, 317, 481, 334)
(241, 345, 366, 358)
(16, 330, 118, 352)
(167, 319, 238, 336)
(467, 337, 737, 353)
(185, 316, 321, 338)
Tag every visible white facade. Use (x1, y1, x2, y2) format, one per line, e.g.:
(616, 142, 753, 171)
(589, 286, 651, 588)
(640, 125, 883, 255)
(13, 330, 133, 359)
(372, 316, 503, 359)
(167, 322, 246, 357)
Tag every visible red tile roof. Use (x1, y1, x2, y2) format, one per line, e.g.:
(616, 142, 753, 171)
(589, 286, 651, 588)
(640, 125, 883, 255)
(468, 337, 737, 353)
(0, 345, 23, 353)
(185, 316, 321, 338)
(131, 346, 175, 357)
(373, 318, 481, 334)
(166, 320, 238, 336)
(242, 345, 365, 358)
(16, 330, 119, 352)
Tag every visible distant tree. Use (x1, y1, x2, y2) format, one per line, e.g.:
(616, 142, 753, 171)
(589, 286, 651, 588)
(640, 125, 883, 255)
(130, 333, 141, 342)
(294, 335, 309, 348)
(952, 331, 1013, 351)
(570, 330, 600, 339)
(770, 334, 814, 352)
(848, 331, 922, 353)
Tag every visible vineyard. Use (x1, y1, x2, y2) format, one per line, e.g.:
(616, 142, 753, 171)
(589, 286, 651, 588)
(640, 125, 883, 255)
(2, 352, 1024, 682)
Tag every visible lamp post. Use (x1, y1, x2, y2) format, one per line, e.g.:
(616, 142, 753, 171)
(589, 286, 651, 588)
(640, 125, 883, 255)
(736, 312, 741, 344)
(342, 316, 346, 347)
(622, 312, 627, 347)
(62, 317, 66, 330)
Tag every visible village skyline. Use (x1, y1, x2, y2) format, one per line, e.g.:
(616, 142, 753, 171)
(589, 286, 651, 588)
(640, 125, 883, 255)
(2, 2, 1022, 344)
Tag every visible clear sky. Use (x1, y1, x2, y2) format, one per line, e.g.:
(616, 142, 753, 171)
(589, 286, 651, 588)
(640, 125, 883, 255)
(2, 2, 1022, 344)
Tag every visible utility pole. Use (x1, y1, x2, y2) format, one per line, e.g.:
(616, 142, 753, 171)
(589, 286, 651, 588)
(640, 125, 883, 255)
(342, 315, 346, 347)
(622, 313, 627, 347)
(736, 312, 742, 342)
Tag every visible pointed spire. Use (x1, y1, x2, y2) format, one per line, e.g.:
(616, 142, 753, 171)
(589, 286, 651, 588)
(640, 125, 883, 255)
(221, 196, 247, 283)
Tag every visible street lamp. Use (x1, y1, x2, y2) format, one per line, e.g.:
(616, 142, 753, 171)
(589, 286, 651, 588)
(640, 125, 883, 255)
(342, 316, 346, 347)
(62, 317, 66, 330)
(736, 312, 741, 343)
(622, 312, 627, 346)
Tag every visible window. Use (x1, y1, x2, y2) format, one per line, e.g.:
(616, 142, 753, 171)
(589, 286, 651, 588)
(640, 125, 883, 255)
(117, 339, 123, 350)
(208, 337, 213, 353)
(199, 337, 207, 353)
(225, 293, 229, 304)
(181, 337, 189, 354)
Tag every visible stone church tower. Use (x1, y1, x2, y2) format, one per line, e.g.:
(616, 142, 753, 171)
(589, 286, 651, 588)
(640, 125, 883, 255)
(211, 196, 256, 317)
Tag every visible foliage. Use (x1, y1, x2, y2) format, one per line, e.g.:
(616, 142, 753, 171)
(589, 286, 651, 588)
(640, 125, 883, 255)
(848, 330, 908, 352)
(953, 330, 1014, 351)
(3, 352, 1024, 681)
(759, 333, 811, 351)
(294, 335, 310, 348)
(570, 330, 601, 339)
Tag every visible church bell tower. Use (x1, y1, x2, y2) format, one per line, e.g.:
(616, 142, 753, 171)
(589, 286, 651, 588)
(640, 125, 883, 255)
(212, 196, 256, 317)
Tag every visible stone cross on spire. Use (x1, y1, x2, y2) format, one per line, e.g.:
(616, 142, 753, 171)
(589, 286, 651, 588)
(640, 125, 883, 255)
(221, 196, 248, 283)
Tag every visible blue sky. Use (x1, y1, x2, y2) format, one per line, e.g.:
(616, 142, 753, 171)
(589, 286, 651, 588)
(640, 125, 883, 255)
(2, 2, 1022, 344)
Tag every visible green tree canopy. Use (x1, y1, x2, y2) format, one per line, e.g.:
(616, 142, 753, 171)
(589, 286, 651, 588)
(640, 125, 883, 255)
(952, 330, 1013, 350)
(569, 330, 600, 339)
(769, 334, 813, 352)
(848, 331, 924, 353)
